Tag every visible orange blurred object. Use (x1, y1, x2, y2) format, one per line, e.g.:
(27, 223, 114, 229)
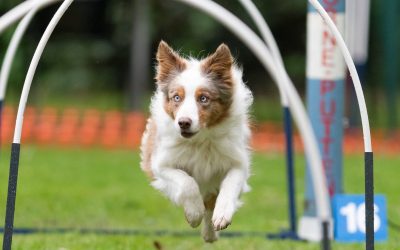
(57, 108, 79, 145)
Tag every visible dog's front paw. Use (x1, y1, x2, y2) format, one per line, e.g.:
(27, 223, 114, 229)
(183, 198, 205, 228)
(212, 216, 231, 231)
(212, 200, 235, 231)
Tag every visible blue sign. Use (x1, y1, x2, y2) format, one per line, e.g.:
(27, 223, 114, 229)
(333, 194, 388, 242)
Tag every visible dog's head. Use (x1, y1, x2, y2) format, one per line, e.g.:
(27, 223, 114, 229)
(155, 41, 234, 139)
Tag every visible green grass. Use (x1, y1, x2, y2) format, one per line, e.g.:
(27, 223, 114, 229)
(0, 146, 398, 249)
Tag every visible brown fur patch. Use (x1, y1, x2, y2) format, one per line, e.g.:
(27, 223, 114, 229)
(199, 44, 235, 127)
(155, 41, 187, 88)
(140, 118, 157, 179)
(204, 194, 217, 211)
(201, 43, 234, 88)
(163, 85, 185, 120)
(195, 87, 230, 127)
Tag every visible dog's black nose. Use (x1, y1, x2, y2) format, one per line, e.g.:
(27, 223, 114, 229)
(178, 117, 192, 130)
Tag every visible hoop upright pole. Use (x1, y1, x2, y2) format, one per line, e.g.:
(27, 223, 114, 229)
(284, 107, 296, 234)
(309, 0, 374, 249)
(0, 8, 39, 150)
(2, 143, 20, 250)
(237, 0, 298, 239)
(2, 1, 74, 249)
(365, 152, 374, 250)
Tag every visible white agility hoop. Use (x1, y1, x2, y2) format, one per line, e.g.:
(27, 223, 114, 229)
(14, 0, 74, 143)
(238, 0, 290, 106)
(308, 0, 374, 249)
(2, 1, 73, 249)
(2, 0, 332, 246)
(175, 0, 331, 225)
(308, 0, 371, 152)
(0, 8, 39, 100)
(0, 0, 59, 35)
(4, 0, 332, 228)
(238, 0, 300, 239)
(238, 0, 288, 106)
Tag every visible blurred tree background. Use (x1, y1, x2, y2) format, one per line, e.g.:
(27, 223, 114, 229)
(0, 0, 399, 128)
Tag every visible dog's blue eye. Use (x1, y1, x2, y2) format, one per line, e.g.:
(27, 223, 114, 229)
(200, 95, 209, 103)
(173, 95, 181, 102)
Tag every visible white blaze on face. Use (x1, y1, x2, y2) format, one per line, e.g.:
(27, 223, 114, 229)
(174, 62, 206, 134)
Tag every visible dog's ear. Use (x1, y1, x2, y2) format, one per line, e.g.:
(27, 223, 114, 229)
(201, 43, 233, 86)
(156, 41, 186, 84)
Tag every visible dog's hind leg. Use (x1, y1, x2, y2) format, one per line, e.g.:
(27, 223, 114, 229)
(151, 168, 205, 228)
(202, 194, 218, 243)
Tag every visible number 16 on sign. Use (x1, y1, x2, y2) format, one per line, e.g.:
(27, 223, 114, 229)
(333, 194, 388, 242)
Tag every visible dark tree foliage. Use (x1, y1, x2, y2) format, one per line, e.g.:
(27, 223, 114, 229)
(0, 0, 390, 113)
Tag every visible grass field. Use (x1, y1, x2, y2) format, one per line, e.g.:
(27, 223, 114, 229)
(0, 145, 398, 250)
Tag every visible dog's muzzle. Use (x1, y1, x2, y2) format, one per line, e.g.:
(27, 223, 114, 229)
(178, 117, 197, 138)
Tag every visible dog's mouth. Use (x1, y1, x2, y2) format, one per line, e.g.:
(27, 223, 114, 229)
(180, 131, 197, 138)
